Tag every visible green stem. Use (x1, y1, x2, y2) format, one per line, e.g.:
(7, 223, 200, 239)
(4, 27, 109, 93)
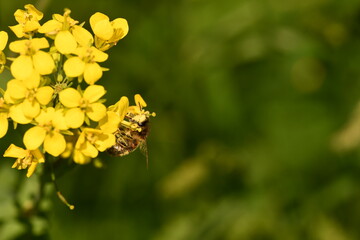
(48, 155, 75, 210)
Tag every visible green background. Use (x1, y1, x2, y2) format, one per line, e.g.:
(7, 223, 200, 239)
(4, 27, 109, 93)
(1, 0, 360, 239)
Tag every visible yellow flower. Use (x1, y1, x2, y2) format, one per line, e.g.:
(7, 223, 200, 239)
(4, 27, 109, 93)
(0, 97, 10, 138)
(39, 8, 93, 54)
(23, 107, 68, 157)
(63, 46, 108, 84)
(14, 4, 43, 25)
(59, 85, 107, 128)
(90, 12, 129, 51)
(6, 76, 54, 121)
(0, 31, 8, 73)
(74, 128, 115, 164)
(3, 144, 45, 177)
(9, 38, 55, 80)
(9, 4, 43, 38)
(38, 9, 77, 38)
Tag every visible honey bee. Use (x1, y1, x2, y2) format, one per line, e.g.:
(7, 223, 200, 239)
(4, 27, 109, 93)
(107, 119, 150, 158)
(107, 94, 155, 167)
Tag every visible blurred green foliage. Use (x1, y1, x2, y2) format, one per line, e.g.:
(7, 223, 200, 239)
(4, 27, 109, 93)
(2, 0, 360, 239)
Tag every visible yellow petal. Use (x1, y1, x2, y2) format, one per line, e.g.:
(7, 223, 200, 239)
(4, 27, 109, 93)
(98, 111, 121, 134)
(72, 46, 83, 56)
(6, 79, 27, 100)
(59, 88, 81, 108)
(25, 4, 43, 21)
(86, 103, 106, 122)
(72, 25, 94, 47)
(3, 90, 14, 104)
(61, 142, 74, 159)
(117, 96, 129, 121)
(9, 25, 25, 38)
(14, 9, 27, 23)
(11, 55, 34, 80)
(81, 140, 98, 158)
(112, 18, 129, 32)
(3, 144, 27, 158)
(23, 20, 40, 32)
(0, 114, 9, 138)
(38, 19, 62, 34)
(35, 108, 53, 125)
(36, 86, 54, 105)
(30, 38, 49, 50)
(95, 133, 115, 151)
(53, 14, 64, 23)
(24, 126, 46, 150)
(64, 57, 85, 77)
(55, 31, 77, 54)
(135, 94, 147, 108)
(44, 132, 66, 156)
(73, 150, 91, 164)
(9, 39, 26, 53)
(22, 100, 40, 118)
(33, 51, 55, 75)
(91, 47, 108, 62)
(0, 31, 8, 51)
(108, 96, 129, 120)
(83, 85, 106, 103)
(65, 108, 85, 128)
(75, 131, 86, 149)
(26, 162, 38, 178)
(90, 12, 109, 31)
(93, 19, 113, 40)
(110, 18, 129, 41)
(84, 63, 103, 85)
(31, 149, 45, 163)
(52, 109, 68, 130)
(9, 104, 33, 124)
(23, 71, 41, 89)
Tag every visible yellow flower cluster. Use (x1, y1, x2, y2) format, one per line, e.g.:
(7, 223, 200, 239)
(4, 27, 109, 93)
(0, 4, 154, 178)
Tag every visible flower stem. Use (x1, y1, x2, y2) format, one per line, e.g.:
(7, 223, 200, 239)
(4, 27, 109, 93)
(48, 155, 75, 210)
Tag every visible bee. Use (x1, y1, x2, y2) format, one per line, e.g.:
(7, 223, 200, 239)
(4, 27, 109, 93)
(107, 94, 155, 167)
(107, 119, 150, 158)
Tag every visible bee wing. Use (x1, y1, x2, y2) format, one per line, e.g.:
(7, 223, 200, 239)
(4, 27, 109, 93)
(139, 141, 149, 168)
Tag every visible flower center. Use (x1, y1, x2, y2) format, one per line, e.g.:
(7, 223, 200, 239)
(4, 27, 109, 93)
(85, 132, 97, 144)
(41, 122, 55, 133)
(79, 98, 89, 110)
(26, 88, 37, 102)
(25, 41, 37, 55)
(24, 12, 33, 22)
(21, 153, 33, 169)
(81, 48, 95, 63)
(53, 82, 68, 95)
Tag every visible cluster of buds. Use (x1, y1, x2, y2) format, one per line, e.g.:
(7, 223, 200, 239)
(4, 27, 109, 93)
(0, 4, 155, 179)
